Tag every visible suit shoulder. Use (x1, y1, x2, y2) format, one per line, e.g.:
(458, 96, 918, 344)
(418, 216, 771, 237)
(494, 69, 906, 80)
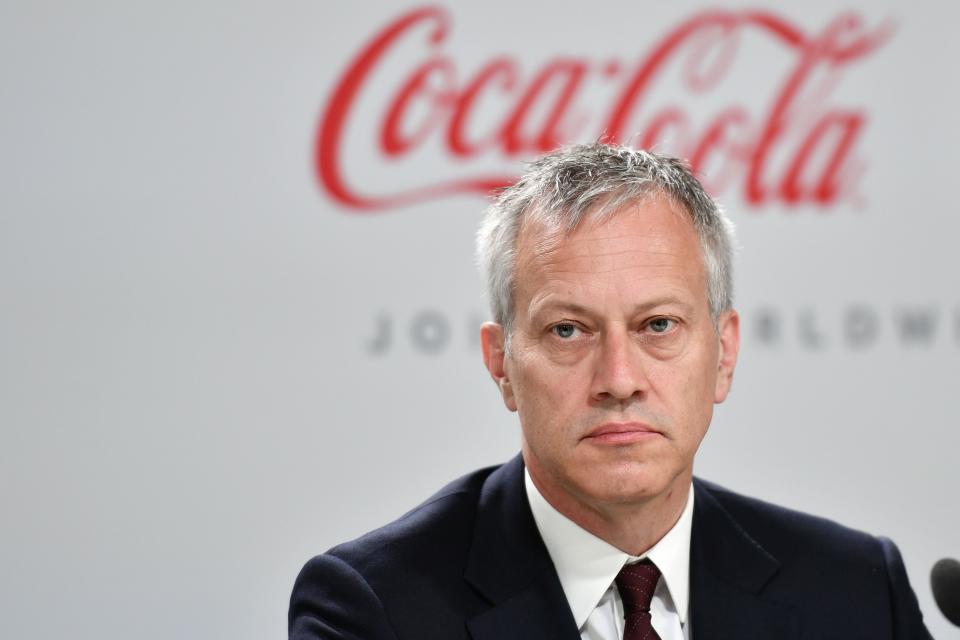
(694, 477, 883, 564)
(314, 463, 499, 581)
(291, 463, 503, 635)
(693, 478, 932, 637)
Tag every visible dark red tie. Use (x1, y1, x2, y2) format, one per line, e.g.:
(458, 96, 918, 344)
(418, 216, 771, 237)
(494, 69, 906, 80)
(616, 559, 662, 640)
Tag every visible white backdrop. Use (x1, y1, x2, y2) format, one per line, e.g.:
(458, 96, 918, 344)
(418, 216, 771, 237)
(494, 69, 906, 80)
(1, 2, 957, 638)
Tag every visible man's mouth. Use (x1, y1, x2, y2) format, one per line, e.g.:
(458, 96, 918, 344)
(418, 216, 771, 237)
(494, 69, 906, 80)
(582, 421, 662, 444)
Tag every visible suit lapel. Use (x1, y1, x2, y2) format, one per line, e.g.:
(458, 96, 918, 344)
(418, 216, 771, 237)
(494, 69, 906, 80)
(689, 479, 800, 640)
(464, 455, 581, 640)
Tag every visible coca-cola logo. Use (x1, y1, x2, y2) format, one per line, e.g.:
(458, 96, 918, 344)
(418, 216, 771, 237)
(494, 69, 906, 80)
(316, 6, 892, 211)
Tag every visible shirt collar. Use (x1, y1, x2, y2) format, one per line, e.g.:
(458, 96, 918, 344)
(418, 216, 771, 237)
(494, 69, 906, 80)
(524, 469, 694, 629)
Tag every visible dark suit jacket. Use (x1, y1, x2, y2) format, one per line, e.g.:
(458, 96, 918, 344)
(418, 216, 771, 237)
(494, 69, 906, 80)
(289, 455, 932, 639)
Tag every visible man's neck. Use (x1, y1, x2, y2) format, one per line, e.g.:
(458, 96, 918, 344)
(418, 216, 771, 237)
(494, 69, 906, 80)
(527, 466, 692, 557)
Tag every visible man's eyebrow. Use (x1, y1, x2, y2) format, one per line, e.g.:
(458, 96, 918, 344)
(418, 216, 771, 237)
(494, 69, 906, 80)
(531, 301, 594, 317)
(631, 296, 695, 315)
(530, 296, 695, 317)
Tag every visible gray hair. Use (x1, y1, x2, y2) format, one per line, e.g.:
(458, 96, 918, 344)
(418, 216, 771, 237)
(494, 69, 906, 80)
(475, 142, 736, 336)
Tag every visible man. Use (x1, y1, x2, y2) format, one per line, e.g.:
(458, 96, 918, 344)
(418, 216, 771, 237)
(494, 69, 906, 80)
(289, 143, 932, 639)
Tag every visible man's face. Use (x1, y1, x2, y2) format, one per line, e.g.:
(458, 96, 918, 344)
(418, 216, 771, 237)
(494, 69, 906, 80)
(481, 198, 739, 515)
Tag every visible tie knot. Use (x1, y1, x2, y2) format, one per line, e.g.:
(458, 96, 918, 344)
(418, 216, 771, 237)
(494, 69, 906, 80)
(615, 559, 661, 615)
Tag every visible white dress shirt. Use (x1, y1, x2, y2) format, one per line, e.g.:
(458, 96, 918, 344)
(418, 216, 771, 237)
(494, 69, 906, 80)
(525, 470, 694, 640)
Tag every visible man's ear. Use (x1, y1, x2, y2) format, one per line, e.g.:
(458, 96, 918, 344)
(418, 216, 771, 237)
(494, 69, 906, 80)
(714, 309, 740, 404)
(480, 322, 517, 412)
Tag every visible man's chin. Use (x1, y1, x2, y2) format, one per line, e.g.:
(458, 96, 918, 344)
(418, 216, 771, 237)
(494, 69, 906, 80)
(573, 468, 675, 507)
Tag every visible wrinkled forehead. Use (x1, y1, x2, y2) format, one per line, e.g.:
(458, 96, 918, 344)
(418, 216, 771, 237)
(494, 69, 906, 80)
(514, 191, 696, 270)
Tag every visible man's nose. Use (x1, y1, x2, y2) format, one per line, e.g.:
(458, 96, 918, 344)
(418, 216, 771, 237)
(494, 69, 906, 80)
(590, 328, 649, 404)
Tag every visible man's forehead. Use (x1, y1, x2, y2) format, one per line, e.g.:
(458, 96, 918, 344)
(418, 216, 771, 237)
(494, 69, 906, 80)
(515, 195, 697, 268)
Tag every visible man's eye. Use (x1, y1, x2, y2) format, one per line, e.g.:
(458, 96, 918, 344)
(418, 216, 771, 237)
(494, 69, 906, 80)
(552, 323, 579, 339)
(647, 318, 675, 333)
